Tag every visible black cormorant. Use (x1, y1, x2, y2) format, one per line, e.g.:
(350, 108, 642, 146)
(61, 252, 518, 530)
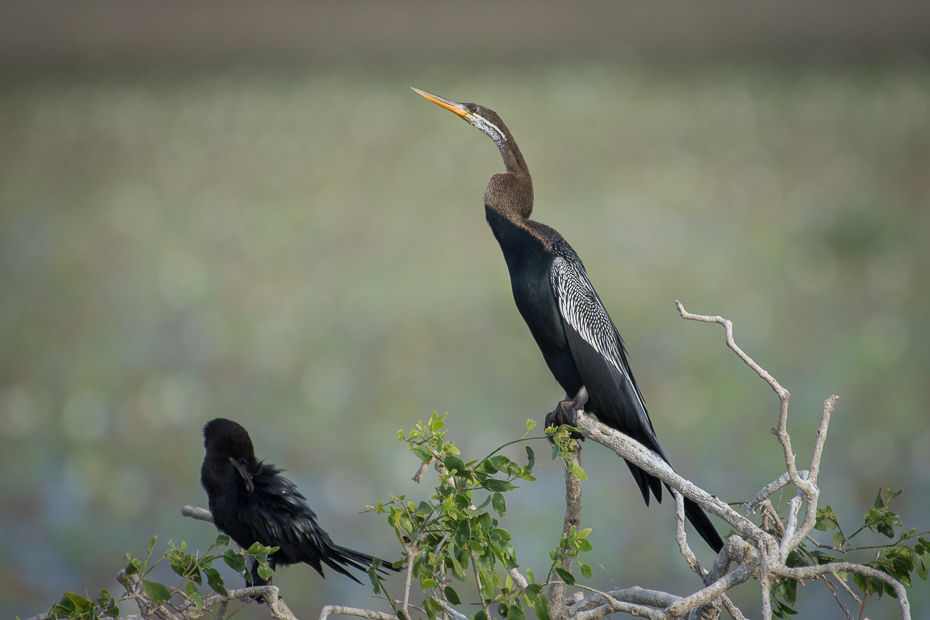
(200, 418, 397, 585)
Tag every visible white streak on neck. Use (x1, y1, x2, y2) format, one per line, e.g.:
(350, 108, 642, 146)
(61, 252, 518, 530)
(468, 113, 507, 150)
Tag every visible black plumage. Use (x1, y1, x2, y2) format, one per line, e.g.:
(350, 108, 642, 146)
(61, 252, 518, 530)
(200, 418, 394, 585)
(414, 88, 724, 553)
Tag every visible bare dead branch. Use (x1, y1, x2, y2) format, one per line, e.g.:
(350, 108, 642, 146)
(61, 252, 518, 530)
(809, 396, 837, 487)
(319, 606, 397, 620)
(746, 471, 809, 514)
(508, 567, 529, 590)
(574, 412, 768, 547)
(566, 585, 681, 614)
(181, 505, 214, 524)
(673, 489, 707, 579)
(413, 459, 434, 483)
(402, 542, 417, 617)
(775, 562, 910, 619)
(435, 598, 472, 620)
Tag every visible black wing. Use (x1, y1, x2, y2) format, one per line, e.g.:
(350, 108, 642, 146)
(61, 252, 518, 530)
(241, 464, 380, 583)
(550, 256, 662, 451)
(549, 255, 724, 552)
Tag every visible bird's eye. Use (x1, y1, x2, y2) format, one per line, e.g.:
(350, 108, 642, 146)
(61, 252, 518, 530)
(467, 104, 478, 113)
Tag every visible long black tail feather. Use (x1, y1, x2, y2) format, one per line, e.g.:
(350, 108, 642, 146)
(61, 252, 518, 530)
(626, 461, 725, 553)
(322, 544, 402, 584)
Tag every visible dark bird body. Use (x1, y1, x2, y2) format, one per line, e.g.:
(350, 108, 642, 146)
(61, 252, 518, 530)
(200, 418, 393, 585)
(414, 88, 724, 553)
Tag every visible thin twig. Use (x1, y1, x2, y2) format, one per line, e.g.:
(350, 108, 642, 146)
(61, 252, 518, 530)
(823, 576, 855, 620)
(673, 489, 707, 579)
(745, 471, 809, 515)
(471, 553, 492, 620)
(402, 542, 417, 617)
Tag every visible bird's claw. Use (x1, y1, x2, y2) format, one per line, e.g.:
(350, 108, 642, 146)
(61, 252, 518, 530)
(545, 386, 588, 439)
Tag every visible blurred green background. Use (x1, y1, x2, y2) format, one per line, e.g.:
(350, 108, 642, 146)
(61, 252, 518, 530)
(2, 2, 929, 618)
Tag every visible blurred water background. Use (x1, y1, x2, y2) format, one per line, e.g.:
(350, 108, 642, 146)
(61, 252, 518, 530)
(2, 2, 929, 618)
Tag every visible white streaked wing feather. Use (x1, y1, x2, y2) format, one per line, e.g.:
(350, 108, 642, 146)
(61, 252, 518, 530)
(550, 256, 647, 413)
(550, 257, 623, 371)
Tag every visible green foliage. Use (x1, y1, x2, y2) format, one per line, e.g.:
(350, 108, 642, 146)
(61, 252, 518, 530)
(47, 535, 277, 620)
(368, 414, 595, 620)
(547, 526, 594, 585)
(546, 425, 587, 482)
(769, 488, 929, 618)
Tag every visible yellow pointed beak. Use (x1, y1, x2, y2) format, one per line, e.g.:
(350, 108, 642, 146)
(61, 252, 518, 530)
(412, 87, 469, 118)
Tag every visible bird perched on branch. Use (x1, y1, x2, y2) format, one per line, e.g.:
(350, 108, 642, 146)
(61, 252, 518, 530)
(413, 88, 724, 553)
(200, 418, 396, 585)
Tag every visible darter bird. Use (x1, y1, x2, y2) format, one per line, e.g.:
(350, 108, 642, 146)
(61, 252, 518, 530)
(413, 88, 723, 553)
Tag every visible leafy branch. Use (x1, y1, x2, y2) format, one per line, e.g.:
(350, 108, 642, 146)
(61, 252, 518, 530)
(29, 535, 284, 620)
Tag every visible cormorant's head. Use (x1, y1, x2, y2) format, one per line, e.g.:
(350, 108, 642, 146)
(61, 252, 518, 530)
(412, 88, 511, 152)
(203, 417, 256, 462)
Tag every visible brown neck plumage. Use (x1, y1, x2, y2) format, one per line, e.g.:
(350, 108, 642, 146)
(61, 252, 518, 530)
(485, 120, 535, 222)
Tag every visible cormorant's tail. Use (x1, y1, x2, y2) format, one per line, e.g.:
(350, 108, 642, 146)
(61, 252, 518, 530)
(321, 544, 401, 584)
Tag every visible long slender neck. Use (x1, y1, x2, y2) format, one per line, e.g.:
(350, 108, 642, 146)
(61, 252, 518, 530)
(487, 135, 534, 221)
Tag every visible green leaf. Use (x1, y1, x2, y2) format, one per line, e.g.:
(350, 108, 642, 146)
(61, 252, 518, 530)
(455, 519, 471, 550)
(143, 580, 172, 605)
(204, 566, 228, 597)
(833, 531, 844, 548)
(913, 550, 929, 581)
(147, 536, 158, 556)
(509, 604, 526, 620)
(554, 567, 575, 585)
(257, 559, 274, 581)
(525, 445, 535, 470)
(887, 489, 903, 502)
(444, 586, 462, 605)
(484, 479, 516, 493)
(815, 507, 840, 531)
(185, 581, 204, 613)
(477, 511, 493, 533)
(580, 563, 592, 579)
(223, 549, 247, 573)
(424, 596, 443, 620)
(526, 419, 537, 431)
(853, 572, 870, 594)
(125, 557, 144, 576)
(58, 592, 91, 614)
(368, 568, 382, 594)
(475, 611, 489, 620)
(422, 578, 438, 589)
(412, 445, 433, 464)
(524, 583, 542, 600)
(492, 492, 507, 517)
(874, 489, 885, 509)
(534, 593, 552, 620)
(569, 464, 587, 481)
(444, 456, 467, 475)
